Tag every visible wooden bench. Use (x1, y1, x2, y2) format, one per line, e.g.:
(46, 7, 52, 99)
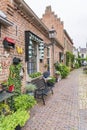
(31, 78, 54, 105)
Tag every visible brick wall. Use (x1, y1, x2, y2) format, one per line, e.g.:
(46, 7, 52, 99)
(0, 0, 51, 92)
(41, 6, 64, 47)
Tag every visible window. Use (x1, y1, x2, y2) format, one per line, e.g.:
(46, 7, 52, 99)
(82, 54, 84, 58)
(28, 40, 37, 74)
(47, 47, 50, 57)
(47, 47, 50, 72)
(25, 31, 44, 74)
(59, 52, 63, 62)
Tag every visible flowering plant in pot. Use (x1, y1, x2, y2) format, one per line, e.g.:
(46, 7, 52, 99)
(7, 77, 15, 92)
(8, 85, 14, 92)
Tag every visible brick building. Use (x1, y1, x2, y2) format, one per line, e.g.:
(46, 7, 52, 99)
(0, 0, 74, 91)
(64, 29, 74, 64)
(41, 6, 74, 65)
(41, 6, 64, 63)
(78, 44, 87, 65)
(0, 0, 55, 91)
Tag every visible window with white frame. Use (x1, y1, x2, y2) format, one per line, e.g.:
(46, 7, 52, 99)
(25, 31, 44, 74)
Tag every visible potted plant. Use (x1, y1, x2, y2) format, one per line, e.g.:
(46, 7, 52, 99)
(14, 94, 37, 111)
(26, 83, 37, 95)
(14, 109, 30, 130)
(55, 71, 61, 82)
(1, 80, 8, 88)
(0, 94, 36, 130)
(8, 63, 22, 93)
(0, 109, 30, 130)
(0, 103, 11, 115)
(7, 77, 15, 92)
(1, 80, 8, 92)
(47, 76, 56, 86)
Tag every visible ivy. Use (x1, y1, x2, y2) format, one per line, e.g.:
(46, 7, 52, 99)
(8, 63, 22, 93)
(66, 51, 75, 68)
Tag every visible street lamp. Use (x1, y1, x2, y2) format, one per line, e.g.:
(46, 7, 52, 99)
(49, 26, 56, 39)
(49, 26, 56, 75)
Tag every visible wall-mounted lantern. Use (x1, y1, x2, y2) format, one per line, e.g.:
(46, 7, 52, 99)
(49, 26, 57, 39)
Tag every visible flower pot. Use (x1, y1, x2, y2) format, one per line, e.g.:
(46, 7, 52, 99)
(55, 74, 60, 82)
(8, 85, 14, 92)
(27, 91, 34, 96)
(15, 125, 21, 130)
(47, 81, 54, 86)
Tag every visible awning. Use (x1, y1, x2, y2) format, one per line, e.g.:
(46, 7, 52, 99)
(4, 37, 15, 44)
(0, 16, 13, 26)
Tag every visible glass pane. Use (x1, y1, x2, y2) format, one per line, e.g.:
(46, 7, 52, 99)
(28, 40, 37, 74)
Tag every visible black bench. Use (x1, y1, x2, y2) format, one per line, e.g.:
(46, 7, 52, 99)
(31, 78, 54, 105)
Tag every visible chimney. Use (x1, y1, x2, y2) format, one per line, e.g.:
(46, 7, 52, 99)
(45, 6, 52, 14)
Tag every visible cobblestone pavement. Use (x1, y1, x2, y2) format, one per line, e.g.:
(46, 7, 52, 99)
(22, 68, 87, 130)
(79, 68, 87, 130)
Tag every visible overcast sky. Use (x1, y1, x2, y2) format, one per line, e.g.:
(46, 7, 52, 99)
(24, 0, 87, 48)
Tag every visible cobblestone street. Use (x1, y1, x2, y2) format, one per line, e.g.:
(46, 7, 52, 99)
(79, 68, 87, 130)
(22, 68, 87, 130)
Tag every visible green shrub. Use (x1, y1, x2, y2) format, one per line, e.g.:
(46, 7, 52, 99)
(0, 103, 11, 115)
(29, 72, 42, 78)
(0, 109, 30, 130)
(14, 94, 36, 111)
(66, 51, 75, 68)
(54, 63, 70, 78)
(55, 71, 61, 75)
(74, 63, 79, 69)
(47, 76, 56, 84)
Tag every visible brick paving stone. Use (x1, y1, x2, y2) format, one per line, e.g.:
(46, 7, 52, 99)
(21, 68, 86, 130)
(79, 68, 87, 130)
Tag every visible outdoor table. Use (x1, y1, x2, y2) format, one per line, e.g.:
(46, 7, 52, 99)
(0, 91, 14, 109)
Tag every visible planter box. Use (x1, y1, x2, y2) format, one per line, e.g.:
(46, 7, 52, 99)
(30, 75, 43, 82)
(27, 75, 43, 83)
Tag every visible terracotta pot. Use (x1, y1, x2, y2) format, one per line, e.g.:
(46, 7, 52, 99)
(8, 85, 14, 92)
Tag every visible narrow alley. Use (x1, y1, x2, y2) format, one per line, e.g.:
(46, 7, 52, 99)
(22, 68, 87, 130)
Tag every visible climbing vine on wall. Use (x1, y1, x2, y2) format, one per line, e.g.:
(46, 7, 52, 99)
(66, 51, 75, 68)
(8, 63, 22, 93)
